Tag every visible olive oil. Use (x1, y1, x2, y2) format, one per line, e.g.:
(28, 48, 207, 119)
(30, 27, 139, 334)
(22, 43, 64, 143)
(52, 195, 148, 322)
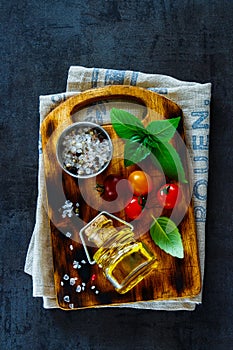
(85, 214, 157, 294)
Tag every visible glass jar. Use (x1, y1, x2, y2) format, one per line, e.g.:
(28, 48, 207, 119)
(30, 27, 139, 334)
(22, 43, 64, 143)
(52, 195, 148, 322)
(81, 212, 157, 294)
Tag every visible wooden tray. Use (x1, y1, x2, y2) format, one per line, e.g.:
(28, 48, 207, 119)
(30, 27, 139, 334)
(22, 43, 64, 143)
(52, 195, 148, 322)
(41, 85, 201, 310)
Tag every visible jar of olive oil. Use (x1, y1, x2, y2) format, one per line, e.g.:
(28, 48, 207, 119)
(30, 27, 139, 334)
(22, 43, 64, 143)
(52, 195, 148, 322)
(81, 212, 157, 294)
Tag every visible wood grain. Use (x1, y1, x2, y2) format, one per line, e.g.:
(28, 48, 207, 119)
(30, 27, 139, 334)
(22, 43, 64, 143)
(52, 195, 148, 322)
(41, 85, 201, 310)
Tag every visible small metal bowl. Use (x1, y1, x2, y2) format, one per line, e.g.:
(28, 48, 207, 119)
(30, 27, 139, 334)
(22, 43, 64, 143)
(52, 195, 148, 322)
(56, 122, 113, 179)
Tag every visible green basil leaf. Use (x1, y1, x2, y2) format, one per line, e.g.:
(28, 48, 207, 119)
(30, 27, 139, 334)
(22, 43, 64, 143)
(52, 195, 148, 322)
(110, 108, 146, 139)
(150, 216, 184, 258)
(151, 142, 188, 183)
(124, 138, 151, 167)
(146, 117, 180, 142)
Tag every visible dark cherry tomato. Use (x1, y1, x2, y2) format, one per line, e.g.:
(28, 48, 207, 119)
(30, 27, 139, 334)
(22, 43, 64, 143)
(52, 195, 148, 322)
(125, 196, 143, 220)
(157, 183, 180, 209)
(128, 171, 153, 196)
(96, 174, 124, 201)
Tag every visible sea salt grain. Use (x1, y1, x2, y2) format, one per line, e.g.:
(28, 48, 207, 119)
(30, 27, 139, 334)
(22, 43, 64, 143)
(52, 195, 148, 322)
(63, 295, 70, 302)
(62, 200, 73, 209)
(60, 200, 74, 218)
(66, 231, 72, 238)
(70, 278, 76, 286)
(76, 285, 82, 293)
(73, 261, 79, 269)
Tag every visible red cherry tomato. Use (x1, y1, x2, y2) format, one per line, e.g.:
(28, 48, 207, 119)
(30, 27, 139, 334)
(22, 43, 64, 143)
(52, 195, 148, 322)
(97, 174, 130, 202)
(157, 183, 180, 209)
(128, 171, 153, 196)
(125, 196, 143, 220)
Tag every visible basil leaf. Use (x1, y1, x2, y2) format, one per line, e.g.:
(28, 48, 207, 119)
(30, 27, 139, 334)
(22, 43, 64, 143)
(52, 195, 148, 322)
(150, 216, 184, 258)
(124, 138, 151, 167)
(151, 142, 187, 183)
(146, 117, 180, 142)
(110, 108, 146, 139)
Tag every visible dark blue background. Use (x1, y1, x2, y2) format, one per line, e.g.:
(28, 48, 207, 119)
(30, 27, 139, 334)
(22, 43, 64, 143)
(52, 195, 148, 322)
(1, 1, 232, 349)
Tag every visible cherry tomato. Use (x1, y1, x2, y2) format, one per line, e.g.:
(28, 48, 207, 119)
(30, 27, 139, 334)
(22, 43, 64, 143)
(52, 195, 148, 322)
(157, 183, 180, 209)
(125, 196, 143, 220)
(128, 171, 153, 196)
(96, 174, 124, 201)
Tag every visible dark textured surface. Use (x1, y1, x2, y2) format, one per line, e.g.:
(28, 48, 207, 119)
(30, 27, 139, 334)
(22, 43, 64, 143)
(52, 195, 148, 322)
(0, 1, 232, 349)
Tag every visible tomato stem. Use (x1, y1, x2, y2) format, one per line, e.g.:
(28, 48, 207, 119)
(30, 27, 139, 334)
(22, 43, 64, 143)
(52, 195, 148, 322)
(95, 183, 105, 194)
(162, 185, 170, 195)
(137, 195, 147, 208)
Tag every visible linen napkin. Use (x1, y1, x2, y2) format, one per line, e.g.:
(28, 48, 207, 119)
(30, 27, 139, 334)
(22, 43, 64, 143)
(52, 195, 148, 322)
(25, 66, 211, 310)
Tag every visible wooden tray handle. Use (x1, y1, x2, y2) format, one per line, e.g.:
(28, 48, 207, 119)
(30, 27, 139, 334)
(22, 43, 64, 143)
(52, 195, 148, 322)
(41, 85, 182, 147)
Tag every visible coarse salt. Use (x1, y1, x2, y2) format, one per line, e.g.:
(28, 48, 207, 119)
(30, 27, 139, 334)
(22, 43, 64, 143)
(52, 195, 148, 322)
(61, 126, 111, 176)
(76, 285, 82, 293)
(73, 261, 79, 269)
(63, 295, 70, 302)
(70, 278, 76, 286)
